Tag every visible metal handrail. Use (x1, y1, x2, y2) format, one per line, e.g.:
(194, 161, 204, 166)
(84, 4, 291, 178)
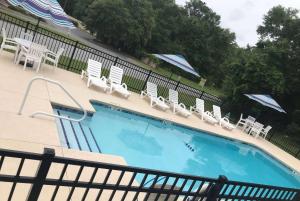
(18, 76, 87, 122)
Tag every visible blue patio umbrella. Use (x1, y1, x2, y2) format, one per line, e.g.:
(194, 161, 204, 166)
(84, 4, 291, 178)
(152, 54, 200, 77)
(244, 94, 286, 113)
(7, 0, 75, 29)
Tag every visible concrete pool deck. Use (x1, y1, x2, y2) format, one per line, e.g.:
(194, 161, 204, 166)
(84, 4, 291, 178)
(0, 51, 299, 176)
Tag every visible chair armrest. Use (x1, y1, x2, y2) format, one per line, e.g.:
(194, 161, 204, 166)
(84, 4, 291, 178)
(45, 51, 56, 58)
(158, 96, 165, 102)
(179, 103, 186, 109)
(222, 117, 230, 123)
(121, 83, 127, 90)
(190, 105, 195, 112)
(205, 111, 213, 116)
(100, 76, 107, 82)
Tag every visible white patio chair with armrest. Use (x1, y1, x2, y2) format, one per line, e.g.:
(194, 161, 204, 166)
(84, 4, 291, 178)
(213, 105, 235, 130)
(259, 125, 272, 139)
(190, 98, 205, 120)
(44, 48, 64, 69)
(0, 27, 18, 56)
(16, 43, 45, 72)
(168, 89, 191, 117)
(236, 114, 256, 132)
(108, 65, 131, 98)
(81, 59, 109, 92)
(141, 82, 170, 111)
(248, 122, 264, 138)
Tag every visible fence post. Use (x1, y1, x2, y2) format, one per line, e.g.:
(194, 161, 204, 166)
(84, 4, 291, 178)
(175, 81, 180, 90)
(24, 21, 30, 33)
(27, 148, 55, 201)
(199, 91, 205, 99)
(142, 70, 152, 90)
(206, 175, 228, 201)
(113, 57, 119, 66)
(67, 41, 79, 70)
(32, 18, 41, 41)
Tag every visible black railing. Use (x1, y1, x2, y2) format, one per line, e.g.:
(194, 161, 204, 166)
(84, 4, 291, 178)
(0, 148, 299, 201)
(0, 10, 222, 108)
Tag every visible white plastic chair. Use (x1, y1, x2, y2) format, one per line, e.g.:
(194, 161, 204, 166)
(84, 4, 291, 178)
(0, 27, 18, 56)
(16, 43, 45, 72)
(44, 48, 64, 69)
(20, 31, 33, 41)
(108, 66, 130, 98)
(259, 125, 272, 139)
(141, 82, 170, 111)
(168, 89, 191, 117)
(81, 59, 109, 92)
(213, 105, 235, 130)
(190, 98, 205, 119)
(249, 122, 264, 138)
(236, 114, 256, 132)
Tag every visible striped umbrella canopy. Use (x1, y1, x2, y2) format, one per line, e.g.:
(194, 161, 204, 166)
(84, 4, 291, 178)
(7, 0, 75, 29)
(244, 94, 286, 113)
(153, 54, 200, 77)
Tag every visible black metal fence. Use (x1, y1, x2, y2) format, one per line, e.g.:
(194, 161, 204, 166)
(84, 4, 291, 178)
(0, 148, 299, 201)
(0, 10, 222, 108)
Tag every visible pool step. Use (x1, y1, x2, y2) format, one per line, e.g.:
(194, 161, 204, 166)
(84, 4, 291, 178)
(56, 111, 101, 153)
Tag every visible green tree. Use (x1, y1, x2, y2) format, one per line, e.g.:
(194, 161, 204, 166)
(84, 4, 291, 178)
(84, 0, 154, 56)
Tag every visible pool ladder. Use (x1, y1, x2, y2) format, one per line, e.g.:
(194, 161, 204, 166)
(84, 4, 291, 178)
(18, 76, 87, 122)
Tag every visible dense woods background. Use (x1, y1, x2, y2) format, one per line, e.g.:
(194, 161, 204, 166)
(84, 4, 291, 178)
(59, 0, 300, 140)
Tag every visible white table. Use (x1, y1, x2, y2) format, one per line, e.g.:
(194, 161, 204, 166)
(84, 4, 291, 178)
(14, 38, 48, 70)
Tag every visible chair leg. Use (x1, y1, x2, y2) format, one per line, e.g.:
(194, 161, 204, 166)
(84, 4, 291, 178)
(36, 61, 42, 72)
(23, 58, 27, 71)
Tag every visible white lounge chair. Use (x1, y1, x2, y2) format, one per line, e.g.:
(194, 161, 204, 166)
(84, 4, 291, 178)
(44, 48, 64, 69)
(248, 122, 264, 138)
(108, 66, 131, 98)
(259, 125, 272, 139)
(168, 89, 191, 117)
(16, 43, 45, 72)
(190, 98, 205, 120)
(0, 27, 18, 56)
(213, 105, 235, 130)
(141, 82, 170, 111)
(81, 59, 109, 92)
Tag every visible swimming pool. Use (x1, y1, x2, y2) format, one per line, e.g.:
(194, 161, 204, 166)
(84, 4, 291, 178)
(54, 101, 300, 188)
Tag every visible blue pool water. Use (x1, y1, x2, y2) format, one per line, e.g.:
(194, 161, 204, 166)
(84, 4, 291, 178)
(54, 102, 300, 188)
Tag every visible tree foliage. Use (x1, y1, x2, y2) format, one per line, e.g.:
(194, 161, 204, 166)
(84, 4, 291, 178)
(223, 6, 300, 137)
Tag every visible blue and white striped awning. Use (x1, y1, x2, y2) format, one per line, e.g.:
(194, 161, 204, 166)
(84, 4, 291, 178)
(153, 54, 200, 77)
(244, 94, 286, 113)
(8, 0, 75, 29)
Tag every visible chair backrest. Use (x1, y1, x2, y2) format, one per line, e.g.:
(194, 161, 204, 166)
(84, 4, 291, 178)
(169, 89, 178, 105)
(1, 27, 7, 41)
(146, 82, 157, 98)
(247, 116, 256, 122)
(87, 59, 102, 78)
(263, 125, 272, 134)
(196, 98, 204, 112)
(28, 43, 45, 59)
(109, 65, 123, 85)
(55, 48, 64, 63)
(213, 105, 222, 120)
(251, 122, 264, 133)
(20, 31, 33, 41)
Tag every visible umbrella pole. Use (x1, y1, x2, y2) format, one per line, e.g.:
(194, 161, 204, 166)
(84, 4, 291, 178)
(32, 18, 41, 41)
